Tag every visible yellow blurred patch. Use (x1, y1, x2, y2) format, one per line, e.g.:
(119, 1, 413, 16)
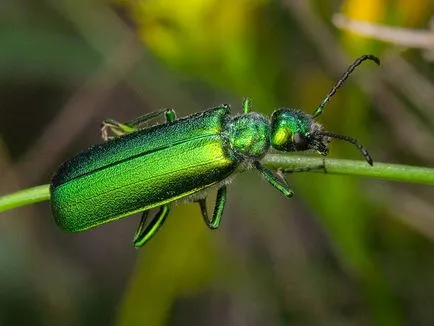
(341, 0, 384, 22)
(341, 0, 432, 25)
(118, 0, 268, 66)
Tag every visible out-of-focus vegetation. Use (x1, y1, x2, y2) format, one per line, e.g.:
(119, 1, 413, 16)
(0, 0, 433, 325)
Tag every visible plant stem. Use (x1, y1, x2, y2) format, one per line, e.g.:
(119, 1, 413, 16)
(0, 155, 433, 214)
(0, 184, 50, 212)
(263, 155, 434, 185)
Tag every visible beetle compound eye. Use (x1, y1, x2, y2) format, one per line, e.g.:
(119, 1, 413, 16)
(293, 133, 308, 150)
(272, 127, 290, 148)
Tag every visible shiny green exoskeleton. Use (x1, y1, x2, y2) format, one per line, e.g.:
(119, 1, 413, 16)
(50, 55, 378, 247)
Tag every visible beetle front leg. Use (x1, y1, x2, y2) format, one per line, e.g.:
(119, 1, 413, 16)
(242, 98, 252, 114)
(101, 109, 177, 141)
(254, 162, 294, 197)
(197, 185, 227, 229)
(133, 205, 170, 248)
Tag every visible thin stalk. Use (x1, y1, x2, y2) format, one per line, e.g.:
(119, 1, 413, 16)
(0, 185, 50, 212)
(0, 155, 433, 214)
(263, 155, 434, 185)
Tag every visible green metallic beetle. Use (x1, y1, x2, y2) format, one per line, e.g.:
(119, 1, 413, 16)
(50, 55, 378, 247)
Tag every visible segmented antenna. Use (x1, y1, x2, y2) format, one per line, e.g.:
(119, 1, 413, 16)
(311, 55, 380, 119)
(318, 131, 373, 166)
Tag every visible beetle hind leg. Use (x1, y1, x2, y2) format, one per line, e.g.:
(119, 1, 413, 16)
(101, 119, 136, 141)
(133, 205, 170, 248)
(198, 185, 227, 229)
(101, 109, 177, 141)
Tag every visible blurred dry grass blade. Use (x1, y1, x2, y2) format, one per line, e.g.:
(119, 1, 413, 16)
(374, 83, 434, 162)
(48, 0, 129, 55)
(6, 1, 145, 185)
(0, 141, 88, 326)
(375, 186, 434, 241)
(373, 54, 434, 162)
(382, 55, 434, 129)
(259, 206, 330, 320)
(283, 0, 347, 74)
(284, 1, 381, 92)
(13, 34, 143, 185)
(0, 140, 22, 194)
(333, 14, 434, 60)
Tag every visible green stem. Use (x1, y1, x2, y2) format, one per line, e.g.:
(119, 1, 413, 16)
(263, 155, 434, 185)
(0, 156, 433, 214)
(0, 184, 50, 212)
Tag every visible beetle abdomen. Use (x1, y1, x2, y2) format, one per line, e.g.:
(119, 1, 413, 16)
(51, 135, 237, 232)
(50, 106, 237, 232)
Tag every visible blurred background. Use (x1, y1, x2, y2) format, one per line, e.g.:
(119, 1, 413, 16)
(0, 0, 434, 325)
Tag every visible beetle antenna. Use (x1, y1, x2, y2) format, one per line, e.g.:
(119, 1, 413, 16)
(318, 131, 373, 165)
(311, 55, 380, 119)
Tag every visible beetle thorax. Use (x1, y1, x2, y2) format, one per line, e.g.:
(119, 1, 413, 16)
(224, 113, 271, 161)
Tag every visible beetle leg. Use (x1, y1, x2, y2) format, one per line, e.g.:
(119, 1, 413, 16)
(101, 109, 177, 141)
(242, 98, 252, 114)
(100, 119, 136, 140)
(198, 185, 227, 229)
(254, 162, 294, 197)
(133, 205, 170, 248)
